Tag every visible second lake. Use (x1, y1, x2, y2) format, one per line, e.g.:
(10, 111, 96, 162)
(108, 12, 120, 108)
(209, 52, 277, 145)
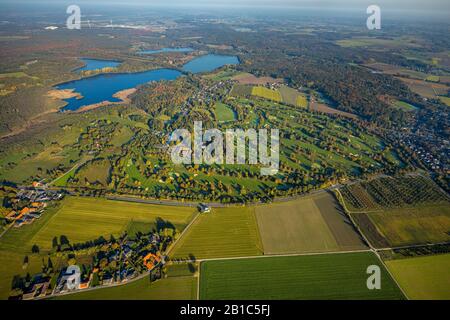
(58, 54, 239, 111)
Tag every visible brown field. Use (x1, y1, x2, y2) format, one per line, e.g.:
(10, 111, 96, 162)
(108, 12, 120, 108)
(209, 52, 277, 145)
(364, 63, 427, 80)
(255, 192, 367, 254)
(232, 73, 283, 85)
(310, 98, 358, 119)
(350, 212, 390, 248)
(397, 77, 449, 98)
(440, 76, 450, 84)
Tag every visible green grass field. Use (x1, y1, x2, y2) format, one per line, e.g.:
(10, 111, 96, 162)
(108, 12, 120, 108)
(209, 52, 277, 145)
(215, 102, 236, 122)
(171, 207, 263, 259)
(0, 204, 63, 299)
(393, 100, 418, 111)
(386, 254, 450, 300)
(75, 159, 111, 186)
(200, 252, 404, 300)
(55, 275, 197, 300)
(0, 197, 195, 299)
(29, 197, 196, 250)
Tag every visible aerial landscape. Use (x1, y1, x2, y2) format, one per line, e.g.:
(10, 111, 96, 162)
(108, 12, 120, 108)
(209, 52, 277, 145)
(0, 0, 449, 305)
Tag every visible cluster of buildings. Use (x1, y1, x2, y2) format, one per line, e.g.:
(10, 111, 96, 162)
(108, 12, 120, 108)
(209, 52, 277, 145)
(183, 79, 234, 111)
(5, 187, 63, 228)
(401, 133, 449, 173)
(22, 233, 168, 299)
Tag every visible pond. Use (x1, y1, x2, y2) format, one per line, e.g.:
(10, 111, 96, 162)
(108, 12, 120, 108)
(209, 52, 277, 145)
(58, 54, 239, 111)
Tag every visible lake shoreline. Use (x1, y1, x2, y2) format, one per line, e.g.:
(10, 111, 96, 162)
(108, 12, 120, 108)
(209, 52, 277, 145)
(69, 88, 137, 113)
(55, 54, 239, 111)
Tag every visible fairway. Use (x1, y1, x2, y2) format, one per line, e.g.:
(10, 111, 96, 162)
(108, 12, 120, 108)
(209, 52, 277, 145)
(200, 252, 404, 300)
(386, 254, 450, 300)
(30, 197, 196, 250)
(215, 102, 236, 122)
(171, 207, 263, 259)
(55, 275, 197, 300)
(255, 192, 366, 254)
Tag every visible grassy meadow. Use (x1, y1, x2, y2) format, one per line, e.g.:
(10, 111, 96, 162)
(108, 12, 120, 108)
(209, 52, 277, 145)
(386, 254, 450, 300)
(55, 275, 197, 300)
(28, 196, 196, 250)
(171, 207, 263, 260)
(200, 252, 404, 300)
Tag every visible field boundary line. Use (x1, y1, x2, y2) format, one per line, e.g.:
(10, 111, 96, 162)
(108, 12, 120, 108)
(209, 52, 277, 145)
(334, 189, 377, 249)
(197, 261, 201, 300)
(191, 248, 373, 263)
(374, 252, 409, 300)
(165, 211, 200, 257)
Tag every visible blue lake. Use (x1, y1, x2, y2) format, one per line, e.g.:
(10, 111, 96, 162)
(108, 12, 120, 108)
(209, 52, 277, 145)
(76, 58, 121, 72)
(59, 69, 181, 111)
(138, 48, 194, 54)
(183, 54, 239, 73)
(58, 54, 239, 111)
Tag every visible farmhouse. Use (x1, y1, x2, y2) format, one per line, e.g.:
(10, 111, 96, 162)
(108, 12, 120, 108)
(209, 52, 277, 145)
(198, 203, 211, 213)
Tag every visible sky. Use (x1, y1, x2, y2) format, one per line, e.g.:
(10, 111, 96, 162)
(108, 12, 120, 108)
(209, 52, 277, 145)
(1, 0, 449, 19)
(2, 0, 449, 11)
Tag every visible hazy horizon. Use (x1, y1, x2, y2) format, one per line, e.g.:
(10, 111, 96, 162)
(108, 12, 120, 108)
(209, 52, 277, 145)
(1, 0, 449, 12)
(0, 0, 449, 22)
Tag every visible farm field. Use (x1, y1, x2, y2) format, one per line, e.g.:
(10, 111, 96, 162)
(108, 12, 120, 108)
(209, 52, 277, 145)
(251, 86, 282, 102)
(255, 192, 366, 254)
(230, 84, 252, 97)
(366, 205, 450, 248)
(171, 207, 263, 259)
(28, 197, 196, 250)
(397, 77, 449, 99)
(386, 254, 450, 300)
(232, 72, 282, 85)
(339, 175, 449, 212)
(309, 97, 357, 119)
(55, 275, 197, 300)
(200, 252, 404, 300)
(278, 85, 308, 107)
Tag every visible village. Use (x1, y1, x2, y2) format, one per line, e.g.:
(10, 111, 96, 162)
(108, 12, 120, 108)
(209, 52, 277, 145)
(3, 183, 63, 228)
(13, 226, 172, 300)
